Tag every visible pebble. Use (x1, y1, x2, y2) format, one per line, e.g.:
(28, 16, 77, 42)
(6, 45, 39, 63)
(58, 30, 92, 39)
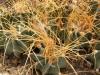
(0, 72, 10, 75)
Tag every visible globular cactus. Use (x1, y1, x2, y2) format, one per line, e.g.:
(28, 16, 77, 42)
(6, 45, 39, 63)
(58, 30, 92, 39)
(0, 0, 100, 75)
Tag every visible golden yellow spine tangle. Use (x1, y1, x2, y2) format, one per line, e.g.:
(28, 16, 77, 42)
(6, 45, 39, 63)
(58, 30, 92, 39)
(67, 0, 95, 33)
(12, 0, 30, 13)
(31, 19, 56, 64)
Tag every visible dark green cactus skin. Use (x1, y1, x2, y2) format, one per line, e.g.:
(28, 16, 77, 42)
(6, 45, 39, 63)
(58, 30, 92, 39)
(94, 19, 100, 28)
(0, 13, 34, 55)
(48, 5, 72, 44)
(33, 57, 69, 75)
(95, 42, 100, 50)
(88, 1, 98, 15)
(0, 31, 5, 50)
(0, 13, 32, 29)
(4, 38, 27, 57)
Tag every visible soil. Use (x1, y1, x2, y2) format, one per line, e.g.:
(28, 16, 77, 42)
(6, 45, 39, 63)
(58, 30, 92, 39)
(0, 51, 100, 75)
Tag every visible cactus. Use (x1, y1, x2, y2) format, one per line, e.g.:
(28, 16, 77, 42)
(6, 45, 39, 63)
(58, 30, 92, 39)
(0, 0, 100, 75)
